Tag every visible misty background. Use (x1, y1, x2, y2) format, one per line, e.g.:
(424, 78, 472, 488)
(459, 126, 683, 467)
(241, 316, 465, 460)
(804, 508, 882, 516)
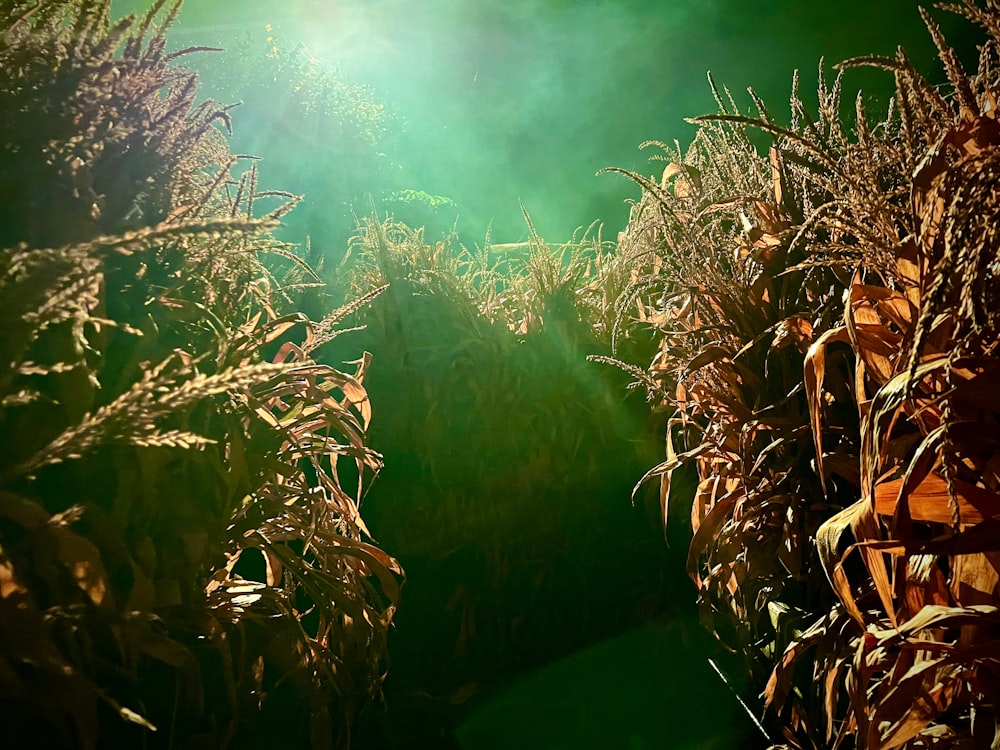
(113, 0, 979, 246)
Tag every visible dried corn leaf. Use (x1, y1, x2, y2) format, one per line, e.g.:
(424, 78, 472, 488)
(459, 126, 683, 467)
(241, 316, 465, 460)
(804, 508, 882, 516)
(805, 326, 852, 495)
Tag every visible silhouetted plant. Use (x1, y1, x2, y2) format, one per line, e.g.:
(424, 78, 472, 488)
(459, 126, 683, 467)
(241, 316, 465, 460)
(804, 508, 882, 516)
(335, 213, 667, 744)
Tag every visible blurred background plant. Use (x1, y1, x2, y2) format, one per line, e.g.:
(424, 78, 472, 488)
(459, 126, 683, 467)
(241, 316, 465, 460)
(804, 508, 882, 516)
(0, 2, 398, 748)
(607, 1, 1000, 746)
(161, 19, 474, 324)
(185, 23, 412, 270)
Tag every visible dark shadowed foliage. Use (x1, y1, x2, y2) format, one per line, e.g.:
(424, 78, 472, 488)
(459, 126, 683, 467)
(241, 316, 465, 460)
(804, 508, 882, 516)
(319, 214, 730, 746)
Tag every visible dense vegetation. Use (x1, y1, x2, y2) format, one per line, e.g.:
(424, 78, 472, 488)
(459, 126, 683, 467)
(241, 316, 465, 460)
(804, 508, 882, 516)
(186, 24, 407, 270)
(608, 2, 1000, 745)
(3, 0, 1000, 749)
(0, 2, 398, 748)
(336, 216, 695, 746)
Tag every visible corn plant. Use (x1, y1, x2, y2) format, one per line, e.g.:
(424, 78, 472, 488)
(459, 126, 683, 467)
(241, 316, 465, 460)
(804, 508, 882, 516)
(609, 1, 1000, 746)
(334, 212, 667, 746)
(0, 2, 398, 748)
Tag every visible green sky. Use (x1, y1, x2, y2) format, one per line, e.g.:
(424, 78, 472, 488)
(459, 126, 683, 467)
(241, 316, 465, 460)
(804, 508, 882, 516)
(114, 0, 980, 244)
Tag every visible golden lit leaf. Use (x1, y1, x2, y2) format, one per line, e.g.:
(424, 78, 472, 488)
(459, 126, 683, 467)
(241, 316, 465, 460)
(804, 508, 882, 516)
(874, 473, 1000, 525)
(686, 488, 741, 585)
(874, 662, 963, 750)
(0, 557, 27, 598)
(804, 326, 851, 496)
(117, 705, 158, 732)
(816, 498, 886, 624)
(52, 528, 109, 607)
(771, 315, 813, 353)
(949, 552, 1000, 606)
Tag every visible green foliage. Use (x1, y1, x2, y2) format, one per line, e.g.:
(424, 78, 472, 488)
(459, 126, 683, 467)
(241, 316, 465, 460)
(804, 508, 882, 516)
(0, 2, 398, 748)
(382, 190, 459, 237)
(189, 23, 403, 272)
(330, 213, 675, 745)
(387, 190, 456, 209)
(343, 214, 641, 558)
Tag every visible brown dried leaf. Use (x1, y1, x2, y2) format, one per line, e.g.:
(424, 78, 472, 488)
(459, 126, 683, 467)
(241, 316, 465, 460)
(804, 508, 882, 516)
(949, 552, 1000, 607)
(874, 661, 963, 750)
(0, 557, 27, 598)
(51, 526, 110, 608)
(875, 473, 1000, 525)
(804, 326, 851, 495)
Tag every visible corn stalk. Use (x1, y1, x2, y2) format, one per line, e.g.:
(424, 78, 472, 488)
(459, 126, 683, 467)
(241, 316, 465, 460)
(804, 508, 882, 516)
(0, 3, 398, 748)
(611, 2, 1000, 746)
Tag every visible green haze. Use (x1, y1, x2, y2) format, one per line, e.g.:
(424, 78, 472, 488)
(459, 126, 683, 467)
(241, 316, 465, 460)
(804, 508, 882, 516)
(113, 0, 977, 248)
